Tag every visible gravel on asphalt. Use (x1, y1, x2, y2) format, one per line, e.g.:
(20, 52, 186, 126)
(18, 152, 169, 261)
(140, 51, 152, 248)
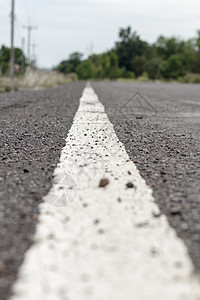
(92, 81, 200, 274)
(0, 82, 85, 300)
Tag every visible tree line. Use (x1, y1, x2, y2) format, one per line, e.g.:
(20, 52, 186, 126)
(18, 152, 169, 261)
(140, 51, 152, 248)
(0, 45, 25, 76)
(55, 26, 200, 83)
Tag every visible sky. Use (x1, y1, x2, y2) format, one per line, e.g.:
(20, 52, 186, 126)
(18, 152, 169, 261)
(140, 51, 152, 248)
(0, 0, 200, 68)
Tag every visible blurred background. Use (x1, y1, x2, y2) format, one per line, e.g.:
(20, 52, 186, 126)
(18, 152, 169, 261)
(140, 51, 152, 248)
(0, 0, 200, 87)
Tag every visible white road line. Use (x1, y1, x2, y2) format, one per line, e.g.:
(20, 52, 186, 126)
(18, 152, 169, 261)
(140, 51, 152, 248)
(10, 83, 200, 300)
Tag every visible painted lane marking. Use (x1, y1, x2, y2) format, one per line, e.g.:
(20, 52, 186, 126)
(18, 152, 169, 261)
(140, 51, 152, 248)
(10, 83, 200, 300)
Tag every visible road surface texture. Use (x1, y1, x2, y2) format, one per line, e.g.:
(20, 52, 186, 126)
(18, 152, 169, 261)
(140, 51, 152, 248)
(0, 81, 200, 299)
(0, 82, 85, 300)
(93, 81, 200, 271)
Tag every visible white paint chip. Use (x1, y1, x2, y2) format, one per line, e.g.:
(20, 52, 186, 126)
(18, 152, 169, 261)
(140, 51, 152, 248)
(10, 83, 200, 300)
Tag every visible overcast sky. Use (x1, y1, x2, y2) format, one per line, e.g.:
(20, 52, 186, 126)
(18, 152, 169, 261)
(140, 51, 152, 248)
(0, 0, 200, 68)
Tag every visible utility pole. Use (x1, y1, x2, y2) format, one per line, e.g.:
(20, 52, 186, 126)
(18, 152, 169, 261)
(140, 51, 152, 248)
(9, 0, 15, 81)
(23, 22, 37, 66)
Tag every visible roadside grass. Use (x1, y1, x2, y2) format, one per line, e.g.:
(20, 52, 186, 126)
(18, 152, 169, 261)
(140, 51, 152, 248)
(117, 77, 152, 83)
(2, 70, 199, 92)
(181, 73, 200, 84)
(117, 72, 152, 83)
(0, 70, 78, 92)
(117, 73, 200, 84)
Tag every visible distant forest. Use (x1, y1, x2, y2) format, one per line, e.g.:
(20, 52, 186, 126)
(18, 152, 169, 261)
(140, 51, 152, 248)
(55, 26, 200, 83)
(0, 46, 24, 76)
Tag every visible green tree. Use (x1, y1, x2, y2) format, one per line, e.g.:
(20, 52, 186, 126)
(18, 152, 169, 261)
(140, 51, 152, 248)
(0, 45, 10, 74)
(75, 60, 92, 79)
(132, 55, 147, 77)
(193, 30, 200, 73)
(88, 54, 104, 78)
(54, 27, 200, 81)
(155, 36, 181, 59)
(100, 51, 120, 79)
(0, 45, 24, 75)
(162, 55, 183, 78)
(146, 57, 163, 80)
(180, 39, 197, 73)
(56, 52, 83, 74)
(116, 26, 148, 72)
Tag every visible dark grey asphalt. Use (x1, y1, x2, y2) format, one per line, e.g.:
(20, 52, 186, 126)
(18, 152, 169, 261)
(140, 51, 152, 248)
(1, 81, 200, 300)
(0, 82, 85, 300)
(92, 81, 200, 274)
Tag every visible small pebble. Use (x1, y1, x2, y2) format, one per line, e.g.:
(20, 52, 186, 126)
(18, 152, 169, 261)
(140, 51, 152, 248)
(99, 178, 109, 187)
(94, 219, 100, 225)
(0, 261, 6, 273)
(136, 114, 144, 119)
(32, 213, 38, 220)
(126, 182, 134, 188)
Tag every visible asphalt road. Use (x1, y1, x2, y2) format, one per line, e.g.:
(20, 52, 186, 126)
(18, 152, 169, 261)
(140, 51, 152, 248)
(0, 82, 85, 300)
(93, 81, 200, 273)
(0, 81, 200, 299)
